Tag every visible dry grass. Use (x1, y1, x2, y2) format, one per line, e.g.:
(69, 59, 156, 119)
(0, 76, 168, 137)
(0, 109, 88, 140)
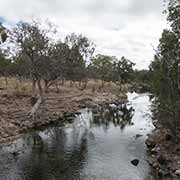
(0, 78, 32, 96)
(0, 77, 129, 97)
(63, 80, 129, 95)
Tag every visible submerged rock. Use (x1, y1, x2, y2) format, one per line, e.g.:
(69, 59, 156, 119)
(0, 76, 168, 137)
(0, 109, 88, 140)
(131, 159, 139, 166)
(89, 131, 95, 140)
(135, 134, 143, 139)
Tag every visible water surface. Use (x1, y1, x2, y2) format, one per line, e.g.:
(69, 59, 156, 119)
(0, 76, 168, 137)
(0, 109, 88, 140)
(0, 92, 154, 180)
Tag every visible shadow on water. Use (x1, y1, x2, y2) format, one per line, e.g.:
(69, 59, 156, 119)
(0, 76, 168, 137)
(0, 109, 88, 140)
(0, 92, 155, 180)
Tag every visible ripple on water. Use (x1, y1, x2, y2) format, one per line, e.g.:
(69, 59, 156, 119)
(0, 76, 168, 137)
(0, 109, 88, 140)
(0, 92, 155, 180)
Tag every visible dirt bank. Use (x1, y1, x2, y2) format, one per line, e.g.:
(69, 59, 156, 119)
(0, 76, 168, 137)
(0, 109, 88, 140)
(0, 84, 127, 143)
(146, 121, 180, 180)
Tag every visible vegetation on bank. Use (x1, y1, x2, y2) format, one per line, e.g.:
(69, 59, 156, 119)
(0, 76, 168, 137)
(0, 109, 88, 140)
(149, 0, 180, 141)
(144, 0, 180, 179)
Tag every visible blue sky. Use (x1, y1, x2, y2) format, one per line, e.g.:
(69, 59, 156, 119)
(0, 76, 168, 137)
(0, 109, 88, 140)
(0, 17, 5, 23)
(0, 0, 169, 69)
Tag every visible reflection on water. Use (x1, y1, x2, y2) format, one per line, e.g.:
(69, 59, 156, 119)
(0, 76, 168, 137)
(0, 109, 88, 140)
(91, 103, 134, 130)
(0, 92, 155, 180)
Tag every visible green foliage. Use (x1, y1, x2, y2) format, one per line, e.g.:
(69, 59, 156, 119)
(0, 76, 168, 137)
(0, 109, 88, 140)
(112, 56, 135, 85)
(0, 50, 11, 78)
(90, 54, 114, 83)
(88, 54, 135, 88)
(0, 23, 7, 43)
(150, 1, 180, 137)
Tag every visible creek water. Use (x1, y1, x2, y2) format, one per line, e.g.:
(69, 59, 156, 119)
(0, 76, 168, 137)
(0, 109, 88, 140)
(0, 92, 155, 180)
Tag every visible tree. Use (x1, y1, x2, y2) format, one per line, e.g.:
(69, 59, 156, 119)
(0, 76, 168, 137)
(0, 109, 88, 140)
(0, 23, 7, 43)
(10, 21, 56, 116)
(112, 56, 135, 90)
(65, 33, 95, 86)
(90, 54, 114, 88)
(0, 50, 11, 84)
(43, 41, 70, 92)
(150, 28, 180, 140)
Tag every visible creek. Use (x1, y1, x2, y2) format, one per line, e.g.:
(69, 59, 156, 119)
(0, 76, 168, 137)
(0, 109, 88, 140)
(0, 92, 155, 180)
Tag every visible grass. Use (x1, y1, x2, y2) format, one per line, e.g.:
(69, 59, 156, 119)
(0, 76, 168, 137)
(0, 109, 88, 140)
(0, 78, 32, 96)
(0, 77, 129, 97)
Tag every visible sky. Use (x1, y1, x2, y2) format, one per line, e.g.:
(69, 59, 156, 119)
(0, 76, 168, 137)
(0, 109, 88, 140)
(0, 0, 169, 69)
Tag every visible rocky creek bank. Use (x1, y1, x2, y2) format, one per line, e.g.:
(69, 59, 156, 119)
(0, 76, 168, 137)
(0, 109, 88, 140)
(146, 121, 180, 180)
(0, 86, 127, 143)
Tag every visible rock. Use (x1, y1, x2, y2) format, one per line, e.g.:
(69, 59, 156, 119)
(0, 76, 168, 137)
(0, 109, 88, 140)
(12, 151, 20, 156)
(145, 138, 156, 148)
(152, 162, 159, 168)
(135, 134, 143, 139)
(157, 155, 167, 165)
(158, 169, 169, 176)
(175, 169, 180, 176)
(66, 117, 74, 123)
(131, 159, 139, 166)
(78, 104, 86, 108)
(74, 111, 81, 115)
(64, 112, 76, 118)
(89, 131, 95, 140)
(175, 145, 180, 153)
(151, 147, 160, 154)
(165, 133, 172, 141)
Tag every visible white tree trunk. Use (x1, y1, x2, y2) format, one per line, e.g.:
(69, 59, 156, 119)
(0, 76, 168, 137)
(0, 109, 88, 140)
(29, 96, 43, 116)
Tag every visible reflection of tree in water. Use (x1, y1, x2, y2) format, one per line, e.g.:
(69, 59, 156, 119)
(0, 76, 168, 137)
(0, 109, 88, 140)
(92, 103, 134, 130)
(17, 127, 88, 180)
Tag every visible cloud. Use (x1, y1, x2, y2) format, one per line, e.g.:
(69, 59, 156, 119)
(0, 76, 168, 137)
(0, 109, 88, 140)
(0, 0, 168, 69)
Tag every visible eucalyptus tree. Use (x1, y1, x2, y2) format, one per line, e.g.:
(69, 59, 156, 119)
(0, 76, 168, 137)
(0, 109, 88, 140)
(10, 21, 56, 116)
(150, 29, 180, 139)
(65, 33, 95, 86)
(90, 54, 114, 88)
(112, 56, 135, 90)
(43, 41, 70, 92)
(0, 23, 10, 84)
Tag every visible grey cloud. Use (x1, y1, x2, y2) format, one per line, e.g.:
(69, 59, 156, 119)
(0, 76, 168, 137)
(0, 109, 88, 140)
(126, 0, 164, 16)
(0, 0, 167, 69)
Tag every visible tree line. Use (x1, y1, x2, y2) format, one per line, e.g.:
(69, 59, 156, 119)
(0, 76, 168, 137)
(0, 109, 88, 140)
(0, 21, 135, 115)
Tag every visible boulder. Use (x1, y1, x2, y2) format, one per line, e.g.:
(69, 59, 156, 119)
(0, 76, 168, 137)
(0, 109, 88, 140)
(165, 133, 172, 141)
(131, 159, 139, 166)
(145, 138, 156, 148)
(175, 169, 180, 176)
(135, 134, 143, 139)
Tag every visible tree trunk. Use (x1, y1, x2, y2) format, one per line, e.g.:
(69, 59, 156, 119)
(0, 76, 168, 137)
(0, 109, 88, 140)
(5, 76, 8, 85)
(78, 81, 82, 87)
(29, 96, 43, 117)
(101, 80, 105, 89)
(44, 80, 48, 93)
(70, 80, 73, 87)
(56, 80, 60, 93)
(119, 79, 122, 91)
(29, 79, 43, 117)
(37, 79, 43, 98)
(61, 78, 65, 85)
(32, 79, 37, 97)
